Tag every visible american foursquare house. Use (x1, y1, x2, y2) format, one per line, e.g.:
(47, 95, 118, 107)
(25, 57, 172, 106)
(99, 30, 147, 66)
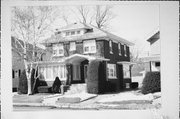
(38, 22, 134, 92)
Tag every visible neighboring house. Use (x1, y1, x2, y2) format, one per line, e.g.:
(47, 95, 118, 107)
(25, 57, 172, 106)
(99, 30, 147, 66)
(12, 36, 45, 91)
(140, 31, 160, 73)
(38, 22, 134, 92)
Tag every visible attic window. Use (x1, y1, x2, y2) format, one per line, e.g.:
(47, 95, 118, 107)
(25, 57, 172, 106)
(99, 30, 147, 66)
(71, 31, 75, 35)
(77, 31, 80, 34)
(66, 32, 70, 36)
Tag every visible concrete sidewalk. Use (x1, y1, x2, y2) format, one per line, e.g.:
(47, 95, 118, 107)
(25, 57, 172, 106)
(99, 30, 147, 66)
(13, 90, 161, 110)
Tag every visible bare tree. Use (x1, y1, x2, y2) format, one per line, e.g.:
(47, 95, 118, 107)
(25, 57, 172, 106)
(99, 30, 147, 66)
(74, 5, 115, 29)
(77, 5, 91, 24)
(95, 5, 115, 29)
(12, 6, 59, 95)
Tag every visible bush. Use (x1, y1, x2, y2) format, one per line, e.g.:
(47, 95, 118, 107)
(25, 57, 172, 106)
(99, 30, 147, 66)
(18, 68, 47, 94)
(141, 72, 161, 94)
(52, 77, 62, 93)
(18, 70, 28, 94)
(86, 60, 100, 94)
(130, 82, 139, 89)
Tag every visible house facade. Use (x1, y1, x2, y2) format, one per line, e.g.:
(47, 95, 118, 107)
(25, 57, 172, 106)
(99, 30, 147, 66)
(142, 31, 160, 72)
(38, 23, 134, 92)
(12, 37, 45, 91)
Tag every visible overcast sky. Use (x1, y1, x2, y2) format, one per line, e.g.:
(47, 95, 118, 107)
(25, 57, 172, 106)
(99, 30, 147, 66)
(51, 4, 159, 57)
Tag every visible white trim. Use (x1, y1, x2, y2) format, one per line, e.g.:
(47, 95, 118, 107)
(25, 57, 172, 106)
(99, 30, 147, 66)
(83, 40, 97, 54)
(118, 42, 122, 56)
(109, 40, 113, 54)
(107, 63, 117, 79)
(124, 44, 127, 57)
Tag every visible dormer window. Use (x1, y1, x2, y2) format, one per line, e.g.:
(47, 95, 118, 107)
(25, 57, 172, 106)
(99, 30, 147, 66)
(77, 30, 80, 34)
(66, 32, 70, 36)
(71, 31, 75, 35)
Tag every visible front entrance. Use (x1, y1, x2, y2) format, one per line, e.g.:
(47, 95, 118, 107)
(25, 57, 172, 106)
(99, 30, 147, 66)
(84, 65, 88, 83)
(69, 59, 89, 84)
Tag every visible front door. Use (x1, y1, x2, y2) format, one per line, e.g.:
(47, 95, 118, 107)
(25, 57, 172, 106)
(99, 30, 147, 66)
(84, 65, 88, 82)
(73, 64, 81, 81)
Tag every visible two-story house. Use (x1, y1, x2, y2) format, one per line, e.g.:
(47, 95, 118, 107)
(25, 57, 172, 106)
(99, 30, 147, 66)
(38, 22, 134, 92)
(141, 31, 160, 72)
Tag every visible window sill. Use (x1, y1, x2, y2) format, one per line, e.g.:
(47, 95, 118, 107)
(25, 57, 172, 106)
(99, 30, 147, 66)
(108, 77, 117, 79)
(83, 52, 96, 54)
(52, 55, 64, 57)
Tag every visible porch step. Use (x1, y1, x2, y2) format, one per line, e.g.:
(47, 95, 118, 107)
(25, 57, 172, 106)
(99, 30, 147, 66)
(65, 84, 87, 95)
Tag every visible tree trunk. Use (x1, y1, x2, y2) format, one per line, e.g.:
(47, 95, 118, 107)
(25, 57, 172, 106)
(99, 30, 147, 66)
(23, 43, 32, 95)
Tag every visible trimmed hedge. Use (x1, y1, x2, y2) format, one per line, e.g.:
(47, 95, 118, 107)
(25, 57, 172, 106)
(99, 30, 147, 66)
(18, 70, 28, 94)
(86, 60, 100, 94)
(141, 71, 161, 94)
(18, 69, 47, 94)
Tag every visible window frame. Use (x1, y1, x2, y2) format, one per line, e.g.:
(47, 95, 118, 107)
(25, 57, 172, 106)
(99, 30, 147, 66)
(107, 63, 117, 79)
(66, 32, 70, 36)
(118, 43, 122, 55)
(123, 64, 130, 78)
(83, 40, 97, 54)
(109, 40, 113, 54)
(71, 31, 75, 35)
(52, 43, 64, 56)
(69, 42, 76, 51)
(124, 44, 127, 57)
(77, 30, 80, 34)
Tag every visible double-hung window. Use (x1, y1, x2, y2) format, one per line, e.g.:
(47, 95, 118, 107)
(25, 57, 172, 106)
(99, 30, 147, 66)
(107, 64, 117, 79)
(123, 64, 130, 78)
(124, 44, 127, 57)
(83, 40, 96, 54)
(53, 44, 64, 56)
(109, 40, 113, 54)
(69, 42, 76, 51)
(118, 43, 122, 55)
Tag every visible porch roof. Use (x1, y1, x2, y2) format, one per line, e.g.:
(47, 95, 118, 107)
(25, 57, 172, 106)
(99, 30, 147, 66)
(65, 54, 110, 64)
(139, 55, 160, 62)
(117, 61, 136, 66)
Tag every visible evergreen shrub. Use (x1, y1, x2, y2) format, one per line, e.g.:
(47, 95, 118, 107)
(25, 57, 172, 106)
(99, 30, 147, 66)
(86, 60, 100, 94)
(141, 71, 161, 94)
(18, 70, 28, 94)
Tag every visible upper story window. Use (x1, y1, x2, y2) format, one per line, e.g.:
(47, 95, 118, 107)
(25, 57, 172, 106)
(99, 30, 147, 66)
(124, 44, 127, 57)
(52, 44, 64, 56)
(118, 43, 122, 55)
(69, 42, 76, 51)
(83, 40, 96, 54)
(109, 40, 113, 54)
(107, 64, 117, 79)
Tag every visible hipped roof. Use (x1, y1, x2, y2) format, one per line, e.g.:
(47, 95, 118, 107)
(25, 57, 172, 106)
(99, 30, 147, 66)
(41, 23, 134, 46)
